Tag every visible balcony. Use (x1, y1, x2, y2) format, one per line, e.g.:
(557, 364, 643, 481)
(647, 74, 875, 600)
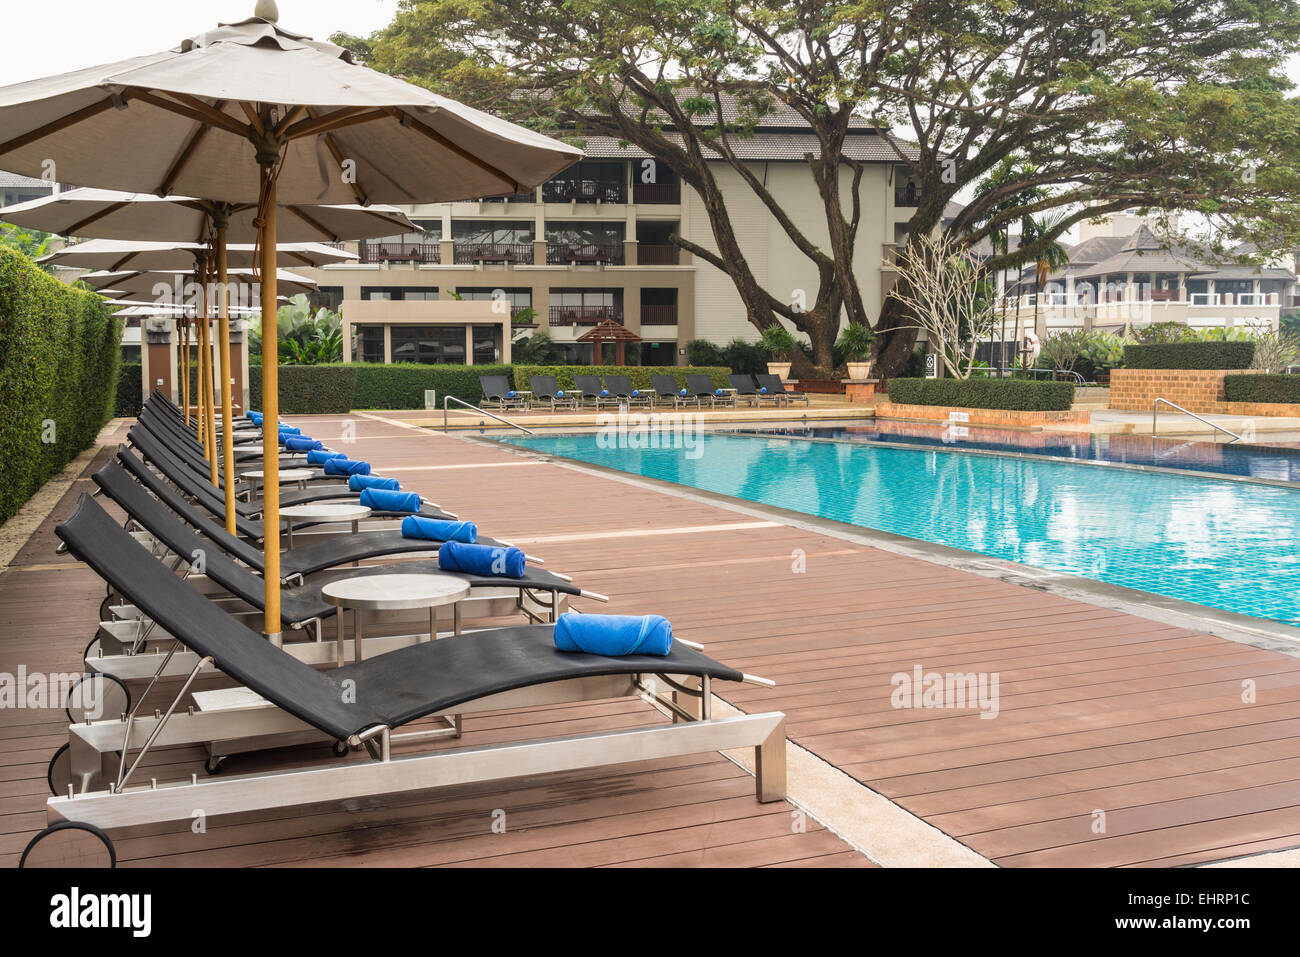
(452, 242, 534, 265)
(637, 244, 679, 265)
(480, 191, 536, 203)
(633, 182, 681, 204)
(357, 241, 440, 265)
(549, 305, 623, 326)
(894, 186, 921, 207)
(542, 179, 627, 204)
(640, 304, 677, 326)
(546, 242, 624, 266)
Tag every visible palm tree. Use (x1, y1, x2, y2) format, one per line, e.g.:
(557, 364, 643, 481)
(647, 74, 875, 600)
(1024, 213, 1071, 368)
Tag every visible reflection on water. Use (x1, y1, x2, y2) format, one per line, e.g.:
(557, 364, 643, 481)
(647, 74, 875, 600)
(505, 432, 1300, 625)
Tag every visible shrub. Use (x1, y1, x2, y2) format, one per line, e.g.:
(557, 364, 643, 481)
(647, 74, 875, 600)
(1224, 374, 1300, 404)
(353, 363, 512, 409)
(511, 365, 731, 393)
(249, 365, 356, 414)
(759, 324, 797, 359)
(886, 377, 1075, 411)
(1122, 340, 1255, 369)
(1249, 333, 1300, 374)
(1134, 321, 1198, 344)
(0, 247, 122, 522)
(116, 362, 143, 417)
(686, 339, 725, 366)
(1039, 330, 1090, 373)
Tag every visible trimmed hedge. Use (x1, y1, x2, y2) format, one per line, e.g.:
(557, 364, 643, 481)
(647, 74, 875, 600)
(0, 247, 123, 523)
(887, 377, 1075, 411)
(1123, 341, 1255, 370)
(249, 365, 357, 414)
(510, 365, 731, 393)
(116, 362, 143, 417)
(1224, 373, 1300, 404)
(354, 363, 512, 409)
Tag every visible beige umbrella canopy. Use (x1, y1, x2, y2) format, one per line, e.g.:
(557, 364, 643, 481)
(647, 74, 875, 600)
(0, 187, 417, 243)
(84, 267, 318, 299)
(0, 3, 583, 642)
(39, 237, 355, 270)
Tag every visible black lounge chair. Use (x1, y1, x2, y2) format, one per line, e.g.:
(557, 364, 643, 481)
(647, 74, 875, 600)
(572, 374, 615, 409)
(727, 374, 783, 408)
(649, 374, 697, 408)
(686, 373, 734, 408)
(30, 493, 785, 866)
(478, 375, 527, 411)
(603, 374, 653, 407)
(528, 374, 578, 411)
(755, 374, 809, 406)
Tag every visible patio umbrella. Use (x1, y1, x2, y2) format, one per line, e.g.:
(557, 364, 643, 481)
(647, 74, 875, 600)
(82, 267, 318, 298)
(0, 3, 582, 641)
(38, 238, 355, 271)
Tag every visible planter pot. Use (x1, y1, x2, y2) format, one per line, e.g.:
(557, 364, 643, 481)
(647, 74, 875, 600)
(766, 362, 793, 380)
(846, 360, 874, 380)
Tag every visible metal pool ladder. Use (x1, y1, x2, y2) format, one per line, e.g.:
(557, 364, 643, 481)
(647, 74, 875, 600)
(442, 395, 535, 435)
(1152, 397, 1242, 443)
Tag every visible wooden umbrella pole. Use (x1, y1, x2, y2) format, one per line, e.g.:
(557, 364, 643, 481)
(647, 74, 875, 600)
(215, 218, 238, 534)
(196, 284, 208, 459)
(258, 166, 282, 644)
(180, 318, 189, 424)
(202, 258, 219, 487)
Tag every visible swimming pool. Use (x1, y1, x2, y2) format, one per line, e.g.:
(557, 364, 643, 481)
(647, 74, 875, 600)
(500, 430, 1300, 626)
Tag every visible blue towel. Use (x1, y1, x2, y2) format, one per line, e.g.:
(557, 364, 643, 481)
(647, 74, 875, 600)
(759, 387, 768, 394)
(349, 474, 400, 492)
(679, 388, 687, 396)
(360, 488, 421, 513)
(438, 541, 526, 578)
(507, 390, 517, 398)
(556, 390, 565, 397)
(631, 389, 640, 396)
(400, 516, 477, 543)
(553, 613, 673, 656)
(306, 449, 346, 465)
(247, 411, 263, 426)
(715, 388, 724, 396)
(282, 436, 322, 451)
(322, 457, 371, 477)
(277, 425, 301, 435)
(600, 389, 609, 397)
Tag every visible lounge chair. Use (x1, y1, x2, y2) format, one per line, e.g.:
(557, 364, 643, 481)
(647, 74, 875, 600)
(573, 374, 616, 409)
(29, 493, 785, 866)
(686, 373, 735, 408)
(479, 374, 527, 412)
(728, 373, 784, 408)
(755, 374, 809, 406)
(649, 374, 698, 408)
(529, 374, 579, 412)
(602, 374, 653, 407)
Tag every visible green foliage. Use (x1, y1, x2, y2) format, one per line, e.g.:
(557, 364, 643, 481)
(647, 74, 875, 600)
(887, 377, 1075, 411)
(1249, 333, 1300, 374)
(249, 365, 357, 414)
(835, 322, 876, 360)
(0, 223, 55, 259)
(1122, 341, 1255, 369)
(1082, 331, 1133, 375)
(116, 362, 143, 417)
(511, 365, 731, 393)
(759, 324, 797, 359)
(1224, 374, 1300, 404)
(353, 363, 513, 408)
(686, 339, 725, 366)
(689, 338, 768, 376)
(511, 306, 538, 324)
(511, 333, 562, 364)
(249, 294, 344, 364)
(1135, 321, 1198, 344)
(1039, 329, 1091, 372)
(0, 247, 122, 522)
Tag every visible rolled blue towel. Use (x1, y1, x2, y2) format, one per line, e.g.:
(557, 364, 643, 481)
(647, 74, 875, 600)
(600, 389, 609, 397)
(322, 457, 371, 477)
(306, 448, 346, 465)
(283, 435, 322, 451)
(631, 389, 640, 396)
(679, 388, 687, 396)
(507, 390, 517, 398)
(277, 425, 301, 435)
(556, 390, 565, 397)
(438, 541, 526, 578)
(553, 613, 673, 656)
(247, 411, 263, 426)
(349, 474, 400, 492)
(759, 387, 768, 394)
(400, 515, 477, 543)
(360, 488, 421, 513)
(715, 388, 724, 396)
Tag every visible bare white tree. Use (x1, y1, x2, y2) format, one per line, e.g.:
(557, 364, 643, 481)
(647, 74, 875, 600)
(889, 232, 999, 379)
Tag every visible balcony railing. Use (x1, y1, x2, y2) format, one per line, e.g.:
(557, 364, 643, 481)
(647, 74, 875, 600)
(358, 241, 441, 264)
(633, 182, 681, 204)
(640, 304, 677, 325)
(452, 242, 535, 265)
(894, 186, 921, 207)
(480, 191, 536, 203)
(542, 179, 627, 204)
(549, 305, 622, 326)
(546, 242, 624, 266)
(637, 244, 679, 265)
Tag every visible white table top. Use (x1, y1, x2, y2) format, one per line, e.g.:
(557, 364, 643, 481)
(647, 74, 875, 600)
(281, 503, 371, 521)
(241, 467, 315, 482)
(321, 573, 470, 612)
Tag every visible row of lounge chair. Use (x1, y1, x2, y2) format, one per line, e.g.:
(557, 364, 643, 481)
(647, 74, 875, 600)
(23, 392, 785, 867)
(480, 372, 808, 412)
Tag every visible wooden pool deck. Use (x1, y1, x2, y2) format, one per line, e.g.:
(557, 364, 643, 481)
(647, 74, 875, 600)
(4, 411, 1300, 867)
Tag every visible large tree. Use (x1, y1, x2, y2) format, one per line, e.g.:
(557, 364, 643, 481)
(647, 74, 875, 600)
(337, 0, 1300, 376)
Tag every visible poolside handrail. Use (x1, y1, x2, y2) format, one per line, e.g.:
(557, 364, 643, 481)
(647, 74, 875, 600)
(1152, 397, 1242, 444)
(443, 395, 535, 435)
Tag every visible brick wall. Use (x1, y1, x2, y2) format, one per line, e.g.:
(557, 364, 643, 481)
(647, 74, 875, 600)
(874, 401, 1091, 428)
(1109, 369, 1256, 413)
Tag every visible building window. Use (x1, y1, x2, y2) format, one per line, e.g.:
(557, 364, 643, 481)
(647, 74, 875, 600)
(354, 325, 385, 363)
(390, 325, 466, 364)
(456, 287, 532, 319)
(549, 289, 622, 325)
(543, 161, 627, 204)
(472, 325, 498, 364)
(451, 220, 534, 244)
(309, 286, 343, 313)
(360, 287, 440, 301)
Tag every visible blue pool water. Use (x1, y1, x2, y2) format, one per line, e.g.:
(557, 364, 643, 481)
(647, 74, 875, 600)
(501, 431, 1300, 625)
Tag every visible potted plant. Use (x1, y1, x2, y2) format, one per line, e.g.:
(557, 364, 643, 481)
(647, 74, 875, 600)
(760, 324, 797, 379)
(837, 322, 876, 379)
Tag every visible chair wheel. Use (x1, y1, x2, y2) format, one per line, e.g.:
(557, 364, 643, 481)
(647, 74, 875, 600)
(20, 821, 116, 868)
(65, 673, 130, 724)
(83, 635, 103, 671)
(47, 743, 111, 797)
(333, 740, 350, 757)
(205, 755, 227, 775)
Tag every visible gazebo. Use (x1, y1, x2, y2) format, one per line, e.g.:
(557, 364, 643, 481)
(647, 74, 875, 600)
(578, 319, 642, 365)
